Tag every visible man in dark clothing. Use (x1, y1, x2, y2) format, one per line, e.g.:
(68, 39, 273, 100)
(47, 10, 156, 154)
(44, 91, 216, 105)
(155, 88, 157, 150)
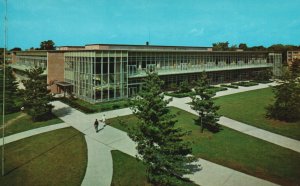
(94, 119, 99, 132)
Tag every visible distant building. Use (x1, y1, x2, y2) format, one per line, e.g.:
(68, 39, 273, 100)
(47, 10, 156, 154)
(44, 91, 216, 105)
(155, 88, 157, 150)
(11, 43, 282, 103)
(287, 51, 300, 66)
(0, 48, 12, 64)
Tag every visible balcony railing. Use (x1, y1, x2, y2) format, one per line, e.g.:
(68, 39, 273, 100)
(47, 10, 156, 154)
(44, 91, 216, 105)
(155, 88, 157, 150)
(128, 63, 272, 78)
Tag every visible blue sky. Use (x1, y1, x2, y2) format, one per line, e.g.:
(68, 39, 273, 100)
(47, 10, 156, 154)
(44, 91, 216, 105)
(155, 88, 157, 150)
(1, 0, 300, 49)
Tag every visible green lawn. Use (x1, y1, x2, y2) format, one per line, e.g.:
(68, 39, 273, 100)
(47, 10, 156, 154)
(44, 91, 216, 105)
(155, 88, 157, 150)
(214, 87, 300, 140)
(0, 127, 87, 185)
(111, 150, 197, 186)
(0, 111, 63, 136)
(107, 107, 300, 186)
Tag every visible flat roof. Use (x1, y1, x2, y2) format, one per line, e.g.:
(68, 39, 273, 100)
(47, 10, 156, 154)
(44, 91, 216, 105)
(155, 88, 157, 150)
(85, 43, 211, 48)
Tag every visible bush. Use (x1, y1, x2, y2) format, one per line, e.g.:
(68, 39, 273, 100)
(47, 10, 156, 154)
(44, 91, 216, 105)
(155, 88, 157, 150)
(220, 84, 239, 89)
(207, 86, 228, 94)
(112, 104, 121, 109)
(58, 97, 97, 113)
(231, 81, 259, 87)
(165, 92, 196, 98)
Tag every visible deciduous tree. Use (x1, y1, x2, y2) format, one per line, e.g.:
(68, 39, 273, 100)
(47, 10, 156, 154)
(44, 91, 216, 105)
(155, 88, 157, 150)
(40, 40, 55, 50)
(266, 69, 300, 122)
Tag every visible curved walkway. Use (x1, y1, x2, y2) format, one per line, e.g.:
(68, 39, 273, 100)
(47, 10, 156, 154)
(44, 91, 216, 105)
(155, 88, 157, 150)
(51, 100, 279, 186)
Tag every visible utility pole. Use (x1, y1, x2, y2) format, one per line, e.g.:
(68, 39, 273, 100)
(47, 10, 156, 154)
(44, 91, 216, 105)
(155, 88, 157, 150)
(2, 0, 8, 176)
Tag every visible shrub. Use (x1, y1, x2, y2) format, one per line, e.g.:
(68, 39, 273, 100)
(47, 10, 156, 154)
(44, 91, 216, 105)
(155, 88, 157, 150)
(220, 84, 239, 89)
(231, 81, 259, 87)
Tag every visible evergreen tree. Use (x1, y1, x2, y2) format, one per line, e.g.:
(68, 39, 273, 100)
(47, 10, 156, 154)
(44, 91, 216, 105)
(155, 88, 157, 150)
(21, 67, 53, 121)
(0, 67, 19, 114)
(130, 72, 197, 186)
(266, 69, 300, 122)
(190, 72, 220, 132)
(178, 80, 190, 93)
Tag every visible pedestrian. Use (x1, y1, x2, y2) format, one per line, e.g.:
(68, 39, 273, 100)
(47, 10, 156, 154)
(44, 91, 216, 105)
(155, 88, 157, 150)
(102, 114, 106, 126)
(94, 119, 99, 132)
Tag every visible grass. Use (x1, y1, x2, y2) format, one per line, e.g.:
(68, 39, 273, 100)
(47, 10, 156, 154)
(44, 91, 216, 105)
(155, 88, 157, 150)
(0, 127, 87, 185)
(111, 150, 197, 186)
(107, 107, 300, 186)
(214, 87, 300, 140)
(0, 111, 63, 137)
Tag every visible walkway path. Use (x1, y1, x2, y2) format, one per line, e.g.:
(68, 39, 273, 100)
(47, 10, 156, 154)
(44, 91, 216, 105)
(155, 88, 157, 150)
(0, 112, 26, 130)
(168, 98, 300, 153)
(51, 100, 278, 186)
(0, 123, 69, 146)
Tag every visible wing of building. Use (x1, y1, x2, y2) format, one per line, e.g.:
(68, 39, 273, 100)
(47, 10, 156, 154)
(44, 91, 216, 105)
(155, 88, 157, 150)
(10, 44, 282, 103)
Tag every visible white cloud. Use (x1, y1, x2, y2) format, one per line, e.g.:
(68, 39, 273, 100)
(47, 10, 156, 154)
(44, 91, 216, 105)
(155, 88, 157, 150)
(189, 28, 204, 36)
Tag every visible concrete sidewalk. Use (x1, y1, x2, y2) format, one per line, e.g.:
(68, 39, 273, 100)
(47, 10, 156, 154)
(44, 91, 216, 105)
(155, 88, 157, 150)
(168, 99, 300, 153)
(0, 123, 69, 146)
(51, 100, 279, 186)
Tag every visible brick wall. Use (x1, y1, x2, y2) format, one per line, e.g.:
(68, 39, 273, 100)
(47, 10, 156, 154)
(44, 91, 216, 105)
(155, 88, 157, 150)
(47, 52, 65, 93)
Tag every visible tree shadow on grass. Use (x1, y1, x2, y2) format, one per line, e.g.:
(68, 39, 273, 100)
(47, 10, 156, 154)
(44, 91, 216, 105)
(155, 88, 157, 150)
(4, 131, 81, 176)
(52, 106, 72, 118)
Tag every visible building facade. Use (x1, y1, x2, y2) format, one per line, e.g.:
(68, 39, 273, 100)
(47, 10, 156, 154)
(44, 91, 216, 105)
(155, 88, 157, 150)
(287, 51, 300, 66)
(11, 44, 282, 103)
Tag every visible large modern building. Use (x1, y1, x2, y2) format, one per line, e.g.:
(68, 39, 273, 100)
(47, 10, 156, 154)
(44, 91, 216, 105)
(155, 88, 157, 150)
(11, 44, 282, 103)
(287, 51, 300, 66)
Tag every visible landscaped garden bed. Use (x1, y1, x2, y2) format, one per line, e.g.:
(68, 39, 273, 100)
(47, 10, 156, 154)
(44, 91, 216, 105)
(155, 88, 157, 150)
(231, 81, 259, 87)
(220, 84, 239, 89)
(58, 97, 129, 113)
(165, 86, 227, 98)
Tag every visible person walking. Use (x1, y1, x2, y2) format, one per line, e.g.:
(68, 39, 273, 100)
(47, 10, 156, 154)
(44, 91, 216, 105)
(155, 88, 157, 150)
(94, 119, 99, 132)
(102, 114, 106, 126)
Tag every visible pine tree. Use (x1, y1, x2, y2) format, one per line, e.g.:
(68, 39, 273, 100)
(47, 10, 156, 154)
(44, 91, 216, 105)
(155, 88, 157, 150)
(21, 67, 53, 121)
(129, 72, 197, 186)
(190, 72, 220, 132)
(0, 67, 19, 114)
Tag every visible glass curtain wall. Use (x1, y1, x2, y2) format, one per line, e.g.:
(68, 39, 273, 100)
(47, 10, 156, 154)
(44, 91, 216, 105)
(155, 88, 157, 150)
(94, 51, 128, 102)
(127, 51, 273, 77)
(268, 53, 282, 77)
(65, 51, 128, 103)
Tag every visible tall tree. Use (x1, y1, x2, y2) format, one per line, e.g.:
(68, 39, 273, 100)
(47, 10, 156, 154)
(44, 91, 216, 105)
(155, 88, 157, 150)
(266, 69, 300, 122)
(9, 47, 22, 51)
(21, 67, 53, 121)
(238, 43, 248, 50)
(40, 40, 55, 50)
(190, 72, 220, 132)
(0, 67, 19, 114)
(212, 42, 229, 51)
(130, 72, 197, 185)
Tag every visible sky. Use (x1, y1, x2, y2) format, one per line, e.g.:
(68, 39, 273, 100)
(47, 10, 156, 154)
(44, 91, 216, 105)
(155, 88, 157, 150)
(0, 0, 300, 50)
